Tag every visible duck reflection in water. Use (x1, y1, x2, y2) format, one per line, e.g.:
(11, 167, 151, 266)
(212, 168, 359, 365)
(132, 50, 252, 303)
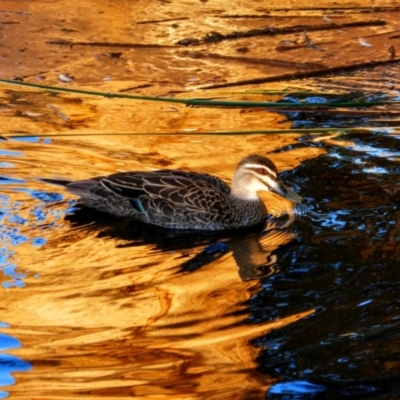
(64, 206, 304, 281)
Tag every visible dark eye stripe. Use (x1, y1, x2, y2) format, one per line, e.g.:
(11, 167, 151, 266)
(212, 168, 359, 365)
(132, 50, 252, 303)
(246, 167, 276, 182)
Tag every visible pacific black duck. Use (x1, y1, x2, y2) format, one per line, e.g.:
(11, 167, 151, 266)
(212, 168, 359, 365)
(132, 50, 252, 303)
(65, 154, 302, 231)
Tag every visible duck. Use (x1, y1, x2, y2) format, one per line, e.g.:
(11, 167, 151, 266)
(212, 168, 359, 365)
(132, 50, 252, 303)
(63, 154, 302, 231)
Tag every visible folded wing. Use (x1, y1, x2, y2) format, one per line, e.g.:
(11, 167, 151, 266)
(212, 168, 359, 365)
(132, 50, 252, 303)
(66, 170, 233, 229)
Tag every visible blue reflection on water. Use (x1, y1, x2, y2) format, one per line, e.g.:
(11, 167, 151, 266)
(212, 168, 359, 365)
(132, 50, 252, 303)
(32, 237, 47, 247)
(362, 167, 389, 174)
(356, 299, 373, 307)
(9, 137, 40, 143)
(0, 177, 25, 185)
(11, 188, 64, 204)
(0, 150, 23, 158)
(0, 176, 65, 287)
(0, 334, 20, 352)
(0, 329, 32, 398)
(267, 380, 326, 399)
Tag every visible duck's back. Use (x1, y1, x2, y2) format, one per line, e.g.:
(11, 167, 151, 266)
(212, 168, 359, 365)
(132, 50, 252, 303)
(66, 170, 247, 230)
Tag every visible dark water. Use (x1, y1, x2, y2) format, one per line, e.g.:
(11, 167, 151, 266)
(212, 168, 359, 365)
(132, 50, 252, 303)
(280, 90, 400, 130)
(256, 132, 400, 399)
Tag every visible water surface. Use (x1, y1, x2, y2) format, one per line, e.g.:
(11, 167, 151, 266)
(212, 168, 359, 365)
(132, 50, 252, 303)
(1, 0, 400, 397)
(1, 127, 400, 399)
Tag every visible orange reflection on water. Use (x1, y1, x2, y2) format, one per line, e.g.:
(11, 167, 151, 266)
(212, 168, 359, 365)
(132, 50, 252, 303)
(0, 132, 322, 399)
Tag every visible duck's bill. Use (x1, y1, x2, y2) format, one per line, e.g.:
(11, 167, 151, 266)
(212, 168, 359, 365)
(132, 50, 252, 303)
(272, 182, 303, 203)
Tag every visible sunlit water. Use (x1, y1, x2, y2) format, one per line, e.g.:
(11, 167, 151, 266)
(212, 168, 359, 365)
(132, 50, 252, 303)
(1, 128, 400, 399)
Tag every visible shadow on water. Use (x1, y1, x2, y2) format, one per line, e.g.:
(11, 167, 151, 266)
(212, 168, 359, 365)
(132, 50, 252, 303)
(257, 132, 400, 399)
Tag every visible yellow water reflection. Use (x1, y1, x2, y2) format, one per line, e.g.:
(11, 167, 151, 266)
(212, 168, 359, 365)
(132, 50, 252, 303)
(0, 133, 322, 399)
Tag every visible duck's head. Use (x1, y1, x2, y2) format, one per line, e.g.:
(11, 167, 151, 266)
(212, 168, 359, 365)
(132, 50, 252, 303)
(231, 154, 302, 202)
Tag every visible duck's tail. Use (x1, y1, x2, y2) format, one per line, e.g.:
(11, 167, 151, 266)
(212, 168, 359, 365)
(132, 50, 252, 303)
(40, 178, 72, 186)
(42, 178, 102, 199)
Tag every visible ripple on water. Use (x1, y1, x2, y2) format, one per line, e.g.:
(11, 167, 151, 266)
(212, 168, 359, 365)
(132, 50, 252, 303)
(0, 145, 68, 287)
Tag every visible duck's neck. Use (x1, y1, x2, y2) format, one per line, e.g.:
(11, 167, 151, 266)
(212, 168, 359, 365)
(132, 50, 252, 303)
(231, 175, 260, 201)
(229, 188, 267, 226)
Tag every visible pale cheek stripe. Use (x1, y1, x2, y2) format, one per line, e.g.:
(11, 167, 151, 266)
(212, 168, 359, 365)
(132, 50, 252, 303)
(262, 175, 277, 188)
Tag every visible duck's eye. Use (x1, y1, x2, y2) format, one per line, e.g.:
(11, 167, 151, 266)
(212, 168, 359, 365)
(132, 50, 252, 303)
(258, 168, 266, 175)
